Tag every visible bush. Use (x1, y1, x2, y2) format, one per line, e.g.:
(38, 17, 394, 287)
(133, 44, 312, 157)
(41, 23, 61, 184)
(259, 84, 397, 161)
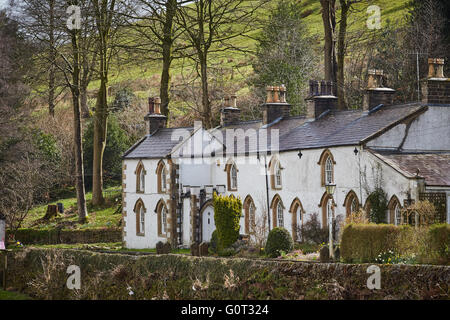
(300, 212, 340, 244)
(218, 247, 235, 257)
(366, 188, 388, 224)
(340, 223, 400, 263)
(265, 227, 294, 258)
(341, 223, 449, 265)
(421, 224, 450, 265)
(213, 193, 242, 250)
(209, 230, 219, 254)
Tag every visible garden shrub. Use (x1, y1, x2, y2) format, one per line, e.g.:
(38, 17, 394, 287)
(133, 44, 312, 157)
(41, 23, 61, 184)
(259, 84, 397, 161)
(420, 224, 450, 265)
(366, 188, 388, 224)
(213, 193, 242, 250)
(340, 223, 400, 263)
(341, 223, 449, 265)
(265, 227, 294, 258)
(300, 212, 340, 244)
(209, 230, 219, 254)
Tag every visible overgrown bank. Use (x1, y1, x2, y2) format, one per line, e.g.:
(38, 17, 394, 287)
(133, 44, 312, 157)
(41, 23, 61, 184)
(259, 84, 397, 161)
(5, 248, 449, 300)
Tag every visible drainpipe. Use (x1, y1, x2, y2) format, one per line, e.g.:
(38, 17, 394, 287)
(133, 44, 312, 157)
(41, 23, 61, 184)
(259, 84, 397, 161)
(264, 154, 271, 232)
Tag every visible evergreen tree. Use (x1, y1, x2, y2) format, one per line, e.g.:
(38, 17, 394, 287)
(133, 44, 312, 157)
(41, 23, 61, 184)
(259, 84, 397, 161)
(251, 0, 317, 115)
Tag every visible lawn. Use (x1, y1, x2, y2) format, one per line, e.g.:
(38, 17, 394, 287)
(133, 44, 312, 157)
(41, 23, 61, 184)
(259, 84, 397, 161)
(21, 186, 122, 230)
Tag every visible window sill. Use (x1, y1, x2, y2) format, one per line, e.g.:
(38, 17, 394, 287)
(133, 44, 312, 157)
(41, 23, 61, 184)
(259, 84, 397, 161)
(136, 233, 145, 237)
(136, 191, 145, 194)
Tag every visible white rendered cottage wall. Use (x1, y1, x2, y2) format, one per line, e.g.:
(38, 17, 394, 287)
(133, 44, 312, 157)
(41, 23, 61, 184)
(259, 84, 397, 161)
(123, 145, 417, 248)
(123, 158, 171, 249)
(367, 106, 450, 151)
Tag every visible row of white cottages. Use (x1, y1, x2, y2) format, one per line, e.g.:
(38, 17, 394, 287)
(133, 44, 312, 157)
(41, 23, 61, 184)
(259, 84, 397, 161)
(121, 62, 450, 249)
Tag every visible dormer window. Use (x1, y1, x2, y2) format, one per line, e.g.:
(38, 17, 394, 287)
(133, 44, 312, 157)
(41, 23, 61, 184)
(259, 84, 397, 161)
(135, 161, 146, 193)
(318, 149, 336, 186)
(225, 159, 238, 191)
(156, 160, 168, 194)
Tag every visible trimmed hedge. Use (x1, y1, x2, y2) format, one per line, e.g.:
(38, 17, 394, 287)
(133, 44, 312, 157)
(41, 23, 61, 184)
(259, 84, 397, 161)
(422, 224, 450, 265)
(265, 227, 293, 258)
(340, 224, 401, 263)
(341, 223, 450, 265)
(10, 228, 122, 245)
(213, 193, 242, 249)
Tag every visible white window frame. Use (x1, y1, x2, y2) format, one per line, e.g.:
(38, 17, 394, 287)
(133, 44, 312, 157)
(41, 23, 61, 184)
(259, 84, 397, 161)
(277, 202, 284, 227)
(249, 202, 256, 227)
(161, 205, 167, 234)
(139, 205, 145, 234)
(231, 164, 237, 190)
(325, 157, 333, 184)
(161, 166, 167, 192)
(139, 169, 145, 193)
(275, 162, 282, 188)
(394, 203, 401, 226)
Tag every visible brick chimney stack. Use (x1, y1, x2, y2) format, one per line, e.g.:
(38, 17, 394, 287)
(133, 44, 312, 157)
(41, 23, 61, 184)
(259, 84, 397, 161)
(422, 58, 450, 104)
(144, 96, 167, 135)
(305, 80, 337, 120)
(362, 69, 396, 112)
(262, 85, 291, 125)
(220, 94, 241, 127)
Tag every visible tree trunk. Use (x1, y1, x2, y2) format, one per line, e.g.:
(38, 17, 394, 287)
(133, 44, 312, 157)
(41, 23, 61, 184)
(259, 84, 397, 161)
(80, 84, 90, 118)
(337, 0, 349, 110)
(199, 53, 212, 129)
(70, 28, 88, 223)
(320, 0, 337, 86)
(48, 0, 56, 117)
(92, 77, 107, 206)
(159, 0, 177, 118)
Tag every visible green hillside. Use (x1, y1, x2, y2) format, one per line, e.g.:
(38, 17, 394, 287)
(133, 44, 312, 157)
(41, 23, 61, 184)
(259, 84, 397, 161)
(63, 0, 412, 122)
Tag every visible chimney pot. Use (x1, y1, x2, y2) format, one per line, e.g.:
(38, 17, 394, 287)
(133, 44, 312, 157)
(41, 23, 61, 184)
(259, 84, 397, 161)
(154, 97, 161, 114)
(280, 85, 286, 103)
(428, 58, 445, 78)
(231, 95, 237, 108)
(224, 96, 230, 107)
(266, 86, 273, 103)
(273, 86, 280, 103)
(148, 97, 155, 114)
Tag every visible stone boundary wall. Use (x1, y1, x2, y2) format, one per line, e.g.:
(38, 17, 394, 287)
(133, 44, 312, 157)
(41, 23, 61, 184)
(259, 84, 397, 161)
(4, 248, 449, 300)
(10, 228, 122, 245)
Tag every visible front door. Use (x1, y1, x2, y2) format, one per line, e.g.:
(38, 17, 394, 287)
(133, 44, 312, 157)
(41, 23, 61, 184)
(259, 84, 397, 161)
(202, 206, 215, 242)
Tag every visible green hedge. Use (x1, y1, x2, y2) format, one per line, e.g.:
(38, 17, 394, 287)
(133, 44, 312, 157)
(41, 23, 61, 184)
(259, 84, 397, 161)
(341, 223, 450, 265)
(213, 193, 242, 249)
(421, 224, 450, 265)
(340, 224, 402, 263)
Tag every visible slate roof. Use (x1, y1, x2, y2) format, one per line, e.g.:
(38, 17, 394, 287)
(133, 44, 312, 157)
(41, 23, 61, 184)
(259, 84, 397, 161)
(371, 151, 450, 187)
(123, 127, 194, 159)
(123, 103, 428, 159)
